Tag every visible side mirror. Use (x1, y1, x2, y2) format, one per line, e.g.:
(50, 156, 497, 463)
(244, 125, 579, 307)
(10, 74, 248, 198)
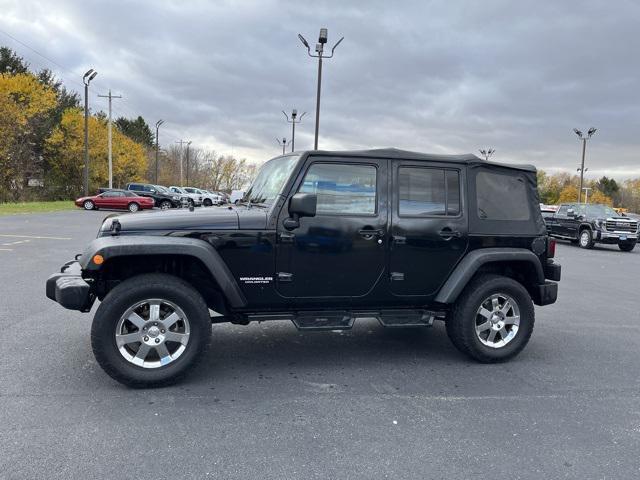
(283, 193, 317, 230)
(567, 209, 575, 217)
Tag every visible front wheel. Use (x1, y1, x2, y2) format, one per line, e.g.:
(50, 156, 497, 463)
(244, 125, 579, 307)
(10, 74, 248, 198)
(203, 198, 212, 207)
(579, 229, 594, 249)
(159, 200, 172, 210)
(446, 274, 534, 363)
(83, 200, 95, 210)
(619, 241, 636, 252)
(91, 274, 211, 387)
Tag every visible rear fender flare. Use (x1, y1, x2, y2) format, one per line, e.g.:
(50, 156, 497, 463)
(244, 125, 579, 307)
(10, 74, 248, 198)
(80, 236, 247, 308)
(435, 248, 544, 304)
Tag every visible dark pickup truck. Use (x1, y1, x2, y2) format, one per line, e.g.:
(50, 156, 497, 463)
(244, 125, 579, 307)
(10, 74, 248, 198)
(545, 203, 638, 251)
(47, 148, 560, 387)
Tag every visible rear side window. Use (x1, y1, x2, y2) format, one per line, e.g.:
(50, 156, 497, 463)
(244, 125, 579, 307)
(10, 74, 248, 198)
(398, 167, 460, 216)
(128, 184, 141, 190)
(299, 163, 377, 215)
(476, 171, 530, 221)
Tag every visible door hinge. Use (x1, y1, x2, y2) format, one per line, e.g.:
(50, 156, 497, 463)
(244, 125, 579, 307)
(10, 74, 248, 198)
(278, 272, 293, 282)
(390, 272, 405, 281)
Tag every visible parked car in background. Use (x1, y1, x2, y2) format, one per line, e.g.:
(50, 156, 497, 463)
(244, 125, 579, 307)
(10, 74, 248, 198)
(154, 185, 188, 207)
(546, 203, 638, 251)
(204, 190, 225, 205)
(75, 190, 154, 212)
(184, 187, 222, 206)
(125, 183, 182, 210)
(168, 186, 202, 206)
(230, 189, 245, 204)
(540, 204, 558, 222)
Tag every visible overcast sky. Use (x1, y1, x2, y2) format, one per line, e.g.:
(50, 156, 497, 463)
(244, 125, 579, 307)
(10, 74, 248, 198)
(1, 0, 639, 177)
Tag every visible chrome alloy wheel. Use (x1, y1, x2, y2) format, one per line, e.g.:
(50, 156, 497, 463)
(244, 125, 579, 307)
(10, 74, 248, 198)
(475, 293, 520, 349)
(115, 299, 190, 368)
(580, 231, 590, 247)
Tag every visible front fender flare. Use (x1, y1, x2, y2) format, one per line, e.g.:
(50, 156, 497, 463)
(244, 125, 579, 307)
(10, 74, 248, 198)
(80, 235, 247, 308)
(434, 248, 545, 304)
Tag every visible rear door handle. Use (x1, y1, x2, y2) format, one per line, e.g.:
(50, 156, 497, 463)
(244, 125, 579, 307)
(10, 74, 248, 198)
(358, 228, 384, 239)
(438, 228, 461, 239)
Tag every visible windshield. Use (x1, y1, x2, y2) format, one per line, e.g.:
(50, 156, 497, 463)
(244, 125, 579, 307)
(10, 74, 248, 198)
(172, 187, 185, 194)
(243, 155, 300, 205)
(155, 185, 168, 193)
(583, 204, 618, 217)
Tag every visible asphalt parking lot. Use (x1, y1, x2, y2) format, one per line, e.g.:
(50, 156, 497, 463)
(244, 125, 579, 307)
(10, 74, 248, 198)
(1, 209, 639, 479)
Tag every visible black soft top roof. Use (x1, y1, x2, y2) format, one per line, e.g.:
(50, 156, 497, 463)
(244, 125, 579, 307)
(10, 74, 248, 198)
(304, 148, 536, 172)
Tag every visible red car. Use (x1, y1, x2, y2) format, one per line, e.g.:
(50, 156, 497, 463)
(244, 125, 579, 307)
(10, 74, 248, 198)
(75, 190, 155, 212)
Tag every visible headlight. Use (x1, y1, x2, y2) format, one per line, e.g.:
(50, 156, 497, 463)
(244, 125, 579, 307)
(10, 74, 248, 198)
(594, 219, 604, 229)
(172, 195, 179, 200)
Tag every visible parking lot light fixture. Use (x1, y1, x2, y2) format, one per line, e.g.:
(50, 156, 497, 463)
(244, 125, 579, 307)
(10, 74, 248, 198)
(298, 28, 344, 150)
(283, 109, 307, 152)
(82, 69, 97, 196)
(574, 127, 597, 203)
(155, 120, 164, 184)
(479, 148, 495, 161)
(276, 137, 291, 155)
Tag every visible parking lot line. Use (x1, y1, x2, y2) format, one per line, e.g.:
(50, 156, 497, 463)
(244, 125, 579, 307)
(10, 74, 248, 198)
(0, 234, 72, 240)
(1, 240, 31, 246)
(0, 248, 13, 251)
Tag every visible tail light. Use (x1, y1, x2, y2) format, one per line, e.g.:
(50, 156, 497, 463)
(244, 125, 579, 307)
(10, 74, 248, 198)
(547, 237, 556, 258)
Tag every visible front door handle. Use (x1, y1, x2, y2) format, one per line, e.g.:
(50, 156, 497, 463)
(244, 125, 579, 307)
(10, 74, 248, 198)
(438, 228, 461, 239)
(358, 228, 384, 239)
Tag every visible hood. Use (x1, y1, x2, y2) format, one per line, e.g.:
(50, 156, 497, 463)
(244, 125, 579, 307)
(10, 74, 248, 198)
(98, 205, 268, 236)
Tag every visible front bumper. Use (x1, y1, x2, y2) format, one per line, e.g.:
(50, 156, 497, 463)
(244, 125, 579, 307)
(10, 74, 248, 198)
(595, 230, 638, 243)
(45, 261, 94, 312)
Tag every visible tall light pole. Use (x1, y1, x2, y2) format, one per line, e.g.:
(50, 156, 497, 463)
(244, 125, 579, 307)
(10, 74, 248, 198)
(185, 140, 192, 186)
(276, 137, 291, 155)
(283, 109, 306, 152)
(176, 139, 189, 186)
(479, 148, 495, 161)
(298, 28, 344, 150)
(154, 120, 164, 184)
(574, 127, 597, 203)
(82, 68, 97, 196)
(97, 89, 122, 189)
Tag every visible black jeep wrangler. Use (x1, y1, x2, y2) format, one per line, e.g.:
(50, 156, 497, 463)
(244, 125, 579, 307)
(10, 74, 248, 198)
(47, 149, 560, 387)
(545, 203, 637, 251)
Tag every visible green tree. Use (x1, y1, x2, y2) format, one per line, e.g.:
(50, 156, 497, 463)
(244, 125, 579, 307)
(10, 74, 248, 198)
(115, 116, 154, 148)
(0, 47, 28, 74)
(595, 176, 619, 199)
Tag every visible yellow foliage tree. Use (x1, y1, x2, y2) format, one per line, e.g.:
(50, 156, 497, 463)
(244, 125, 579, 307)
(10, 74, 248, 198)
(45, 108, 148, 196)
(0, 73, 57, 199)
(557, 184, 613, 205)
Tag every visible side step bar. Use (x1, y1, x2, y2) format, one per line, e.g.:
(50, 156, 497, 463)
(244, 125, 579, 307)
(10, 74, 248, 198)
(246, 310, 444, 331)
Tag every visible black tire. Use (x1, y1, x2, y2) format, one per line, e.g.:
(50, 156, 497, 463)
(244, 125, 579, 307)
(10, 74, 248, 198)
(619, 241, 636, 252)
(578, 228, 594, 249)
(446, 274, 535, 363)
(91, 273, 211, 388)
(188, 198, 194, 207)
(83, 200, 95, 210)
(128, 202, 140, 213)
(159, 200, 172, 210)
(203, 198, 212, 207)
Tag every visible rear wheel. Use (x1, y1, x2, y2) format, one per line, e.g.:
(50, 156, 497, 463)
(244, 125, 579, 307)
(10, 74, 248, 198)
(446, 274, 534, 363)
(128, 202, 140, 213)
(579, 229, 594, 249)
(203, 198, 212, 207)
(91, 274, 211, 388)
(83, 200, 95, 210)
(619, 241, 636, 252)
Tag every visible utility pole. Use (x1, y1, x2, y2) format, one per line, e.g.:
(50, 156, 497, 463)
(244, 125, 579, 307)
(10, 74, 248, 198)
(185, 141, 192, 186)
(82, 69, 97, 196)
(176, 140, 189, 186)
(154, 120, 164, 184)
(298, 29, 344, 150)
(283, 109, 306, 152)
(574, 127, 597, 203)
(98, 90, 122, 189)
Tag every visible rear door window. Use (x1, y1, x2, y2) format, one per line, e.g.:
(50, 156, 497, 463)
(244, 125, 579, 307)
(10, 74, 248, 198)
(398, 167, 460, 217)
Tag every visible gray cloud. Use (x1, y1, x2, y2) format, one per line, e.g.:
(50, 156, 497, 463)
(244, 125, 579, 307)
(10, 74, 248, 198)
(1, 0, 639, 177)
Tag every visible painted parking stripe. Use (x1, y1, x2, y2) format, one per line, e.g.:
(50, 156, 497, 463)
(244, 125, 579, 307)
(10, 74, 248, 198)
(0, 234, 71, 240)
(0, 248, 13, 251)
